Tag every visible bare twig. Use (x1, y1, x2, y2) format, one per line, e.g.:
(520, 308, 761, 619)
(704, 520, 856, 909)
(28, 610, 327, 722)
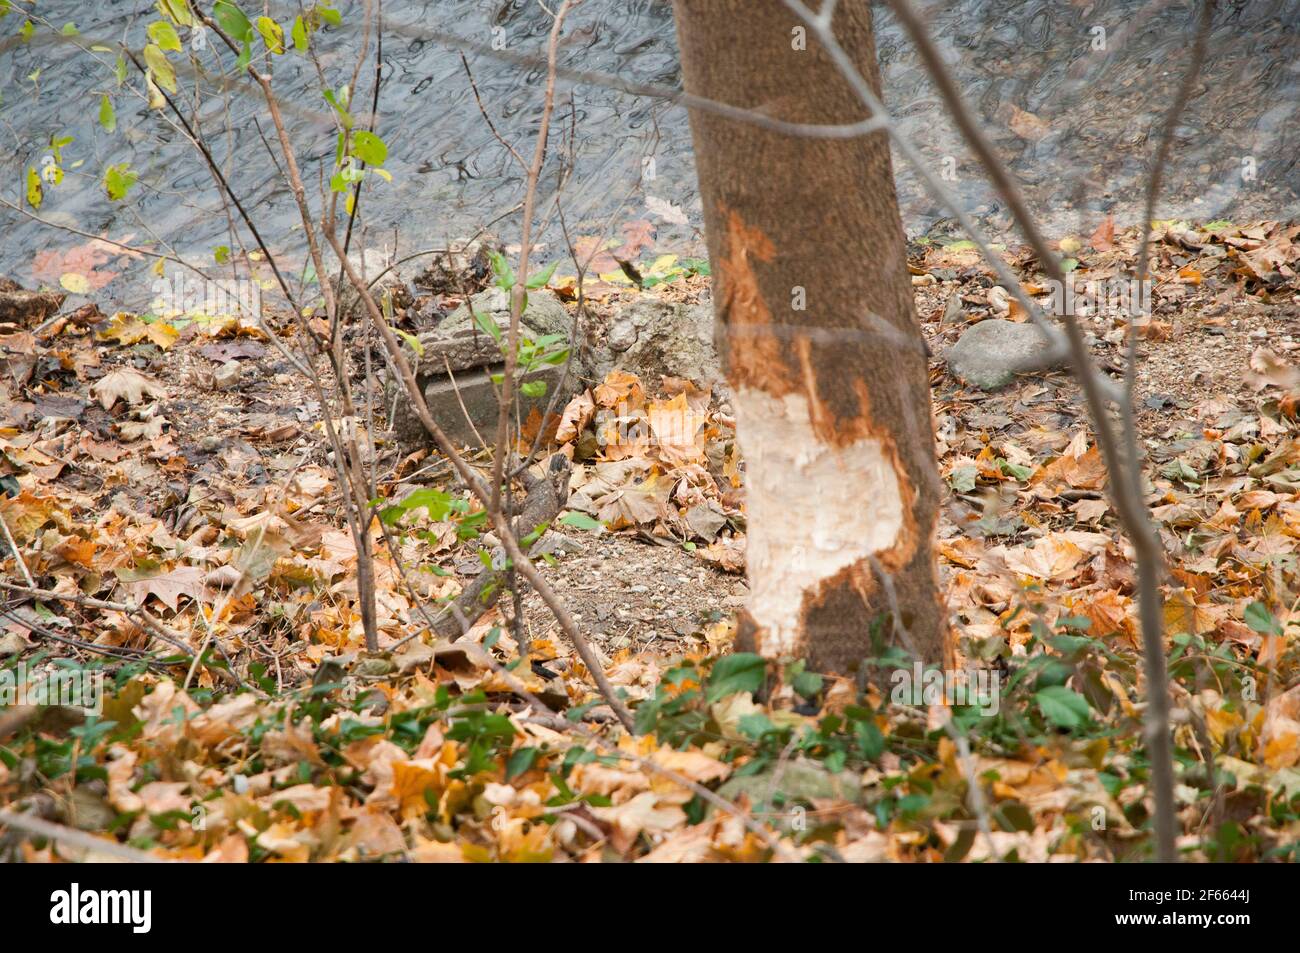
(0, 513, 35, 589)
(490, 0, 574, 516)
(0, 810, 170, 863)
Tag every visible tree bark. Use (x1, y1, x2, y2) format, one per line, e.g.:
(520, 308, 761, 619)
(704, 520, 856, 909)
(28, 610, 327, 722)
(673, 0, 949, 672)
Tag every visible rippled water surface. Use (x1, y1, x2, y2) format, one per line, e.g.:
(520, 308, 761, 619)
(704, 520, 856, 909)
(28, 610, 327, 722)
(1, 0, 1296, 305)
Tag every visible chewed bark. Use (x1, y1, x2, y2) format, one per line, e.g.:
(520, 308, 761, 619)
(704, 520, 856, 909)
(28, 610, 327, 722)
(734, 387, 907, 658)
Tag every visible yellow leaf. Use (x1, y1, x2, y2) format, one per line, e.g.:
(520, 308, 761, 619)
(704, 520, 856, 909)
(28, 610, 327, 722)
(143, 43, 176, 94)
(26, 166, 43, 209)
(97, 313, 179, 349)
(60, 272, 90, 294)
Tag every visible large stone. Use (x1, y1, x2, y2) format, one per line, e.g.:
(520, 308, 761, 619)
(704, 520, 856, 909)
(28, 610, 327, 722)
(394, 363, 567, 448)
(390, 288, 577, 448)
(586, 296, 719, 388)
(945, 318, 1066, 390)
(442, 286, 573, 340)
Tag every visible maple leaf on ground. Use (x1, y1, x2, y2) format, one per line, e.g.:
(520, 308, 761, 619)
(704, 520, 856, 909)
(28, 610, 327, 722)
(596, 470, 672, 529)
(1031, 440, 1107, 495)
(90, 368, 166, 409)
(699, 534, 746, 574)
(593, 370, 645, 409)
(116, 563, 207, 612)
(555, 389, 595, 444)
(0, 491, 62, 543)
(646, 392, 708, 466)
(97, 314, 178, 350)
(1245, 347, 1300, 392)
(255, 821, 314, 862)
(1088, 214, 1115, 252)
(1000, 531, 1107, 581)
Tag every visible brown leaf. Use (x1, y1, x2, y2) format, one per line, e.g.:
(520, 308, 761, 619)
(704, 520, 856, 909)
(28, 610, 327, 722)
(117, 564, 207, 612)
(555, 390, 595, 444)
(1088, 214, 1115, 252)
(90, 368, 166, 410)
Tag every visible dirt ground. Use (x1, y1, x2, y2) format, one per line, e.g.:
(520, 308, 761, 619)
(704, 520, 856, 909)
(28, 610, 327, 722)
(7, 222, 1295, 677)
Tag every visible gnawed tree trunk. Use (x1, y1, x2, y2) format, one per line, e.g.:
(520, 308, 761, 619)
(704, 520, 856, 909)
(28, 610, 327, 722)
(674, 0, 949, 672)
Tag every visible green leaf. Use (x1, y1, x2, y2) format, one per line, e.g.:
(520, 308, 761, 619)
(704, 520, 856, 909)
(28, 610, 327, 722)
(213, 245, 230, 264)
(1244, 601, 1283, 637)
(98, 95, 116, 132)
(488, 250, 515, 290)
(19, 19, 32, 42)
(557, 512, 602, 532)
(114, 54, 127, 86)
(855, 718, 884, 760)
(505, 747, 539, 781)
(520, 380, 546, 399)
(255, 16, 283, 54)
(317, 6, 342, 26)
(705, 653, 767, 703)
(351, 130, 387, 166)
(525, 260, 559, 289)
(143, 43, 177, 93)
(291, 15, 308, 52)
(737, 712, 776, 740)
(472, 309, 502, 343)
(380, 488, 457, 525)
(213, 0, 253, 42)
(147, 20, 182, 52)
(789, 663, 823, 700)
(103, 162, 138, 201)
(61, 21, 79, 35)
(396, 328, 424, 356)
(1034, 685, 1090, 729)
(322, 89, 352, 128)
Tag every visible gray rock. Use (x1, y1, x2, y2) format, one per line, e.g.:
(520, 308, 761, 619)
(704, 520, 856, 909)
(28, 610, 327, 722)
(391, 362, 566, 449)
(587, 296, 719, 387)
(441, 287, 572, 340)
(212, 360, 242, 391)
(945, 319, 1066, 390)
(390, 288, 579, 448)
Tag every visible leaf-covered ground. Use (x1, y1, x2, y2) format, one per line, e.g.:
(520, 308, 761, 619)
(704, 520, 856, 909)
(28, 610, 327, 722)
(2, 220, 1300, 862)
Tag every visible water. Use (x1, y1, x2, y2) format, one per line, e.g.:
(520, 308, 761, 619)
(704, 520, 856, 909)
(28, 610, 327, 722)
(1, 0, 1297, 309)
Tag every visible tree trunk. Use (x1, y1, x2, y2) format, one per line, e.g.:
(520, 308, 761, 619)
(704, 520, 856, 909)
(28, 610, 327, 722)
(673, 0, 949, 672)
